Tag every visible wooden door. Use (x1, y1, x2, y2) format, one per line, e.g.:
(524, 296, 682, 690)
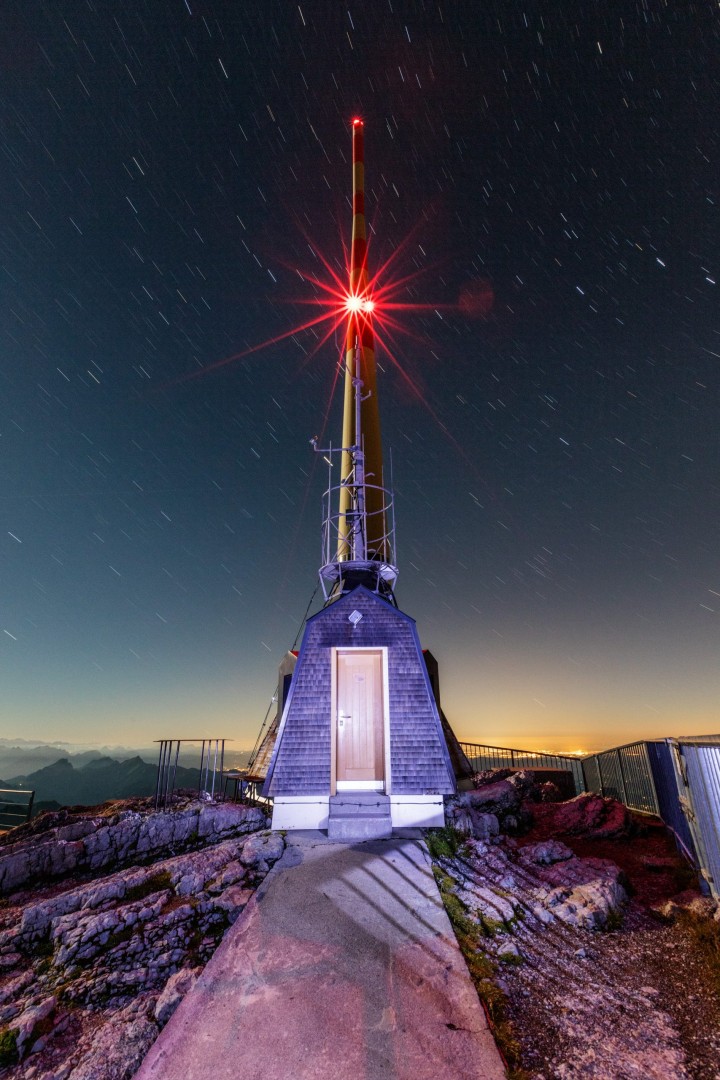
(336, 650, 384, 782)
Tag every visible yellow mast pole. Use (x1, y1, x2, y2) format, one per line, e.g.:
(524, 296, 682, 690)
(338, 119, 387, 563)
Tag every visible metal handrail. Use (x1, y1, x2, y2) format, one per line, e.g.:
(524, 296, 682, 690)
(154, 739, 229, 810)
(458, 742, 586, 794)
(0, 788, 35, 829)
(459, 741, 582, 763)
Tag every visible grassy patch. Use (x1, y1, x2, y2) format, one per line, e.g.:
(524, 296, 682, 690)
(498, 950, 524, 966)
(477, 914, 507, 938)
(603, 907, 625, 932)
(0, 1028, 18, 1068)
(432, 863, 529, 1077)
(426, 826, 467, 861)
(161, 893, 199, 916)
(124, 870, 173, 903)
(107, 925, 135, 950)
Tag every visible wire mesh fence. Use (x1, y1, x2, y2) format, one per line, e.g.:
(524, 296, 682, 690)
(581, 742, 659, 815)
(581, 736, 720, 899)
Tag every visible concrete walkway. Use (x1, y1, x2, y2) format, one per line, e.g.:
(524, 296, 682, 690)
(134, 833, 506, 1080)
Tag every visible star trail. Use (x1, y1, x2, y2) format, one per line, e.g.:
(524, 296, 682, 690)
(1, 1, 718, 753)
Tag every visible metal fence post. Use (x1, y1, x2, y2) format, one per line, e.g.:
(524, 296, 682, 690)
(616, 749, 628, 805)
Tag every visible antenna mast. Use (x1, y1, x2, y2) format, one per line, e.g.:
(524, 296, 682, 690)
(313, 119, 398, 603)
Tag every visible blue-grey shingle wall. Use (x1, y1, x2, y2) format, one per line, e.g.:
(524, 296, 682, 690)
(264, 587, 455, 797)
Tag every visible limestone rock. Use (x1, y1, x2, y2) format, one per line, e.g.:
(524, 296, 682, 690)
(520, 839, 575, 865)
(448, 769, 560, 838)
(544, 874, 628, 930)
(14, 996, 56, 1058)
(435, 834, 627, 936)
(497, 941, 522, 962)
(447, 799, 500, 841)
(240, 830, 285, 870)
(66, 999, 158, 1080)
(465, 779, 519, 814)
(547, 792, 633, 840)
(0, 801, 267, 897)
(0, 801, 283, 1080)
(153, 967, 201, 1027)
(505, 769, 537, 800)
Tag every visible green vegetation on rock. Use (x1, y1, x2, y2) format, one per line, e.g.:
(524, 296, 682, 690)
(0, 1027, 18, 1068)
(125, 870, 173, 902)
(426, 825, 467, 860)
(430, 859, 528, 1078)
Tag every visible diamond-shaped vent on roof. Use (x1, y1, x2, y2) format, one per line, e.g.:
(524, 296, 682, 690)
(348, 609, 363, 626)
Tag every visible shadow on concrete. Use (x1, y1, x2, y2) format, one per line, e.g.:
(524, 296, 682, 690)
(134, 834, 505, 1080)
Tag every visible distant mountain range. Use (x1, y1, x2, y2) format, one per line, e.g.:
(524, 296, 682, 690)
(1, 755, 211, 814)
(0, 739, 251, 778)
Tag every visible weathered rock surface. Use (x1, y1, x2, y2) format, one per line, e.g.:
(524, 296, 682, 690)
(442, 834, 628, 934)
(437, 777, 720, 1078)
(544, 791, 634, 839)
(0, 797, 266, 895)
(0, 799, 283, 1080)
(445, 769, 539, 837)
(434, 836, 693, 1078)
(656, 888, 720, 922)
(448, 773, 635, 846)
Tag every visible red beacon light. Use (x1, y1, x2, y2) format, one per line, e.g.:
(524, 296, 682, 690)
(352, 117, 363, 126)
(346, 293, 374, 314)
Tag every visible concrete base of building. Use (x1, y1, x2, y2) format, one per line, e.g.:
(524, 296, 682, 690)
(270, 793, 446, 833)
(327, 792, 393, 841)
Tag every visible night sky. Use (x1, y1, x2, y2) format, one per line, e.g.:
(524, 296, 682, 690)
(2, 1, 718, 755)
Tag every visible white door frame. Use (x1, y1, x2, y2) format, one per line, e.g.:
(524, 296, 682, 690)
(330, 646, 391, 796)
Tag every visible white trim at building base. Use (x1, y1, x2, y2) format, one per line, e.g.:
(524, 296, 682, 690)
(270, 793, 445, 832)
(271, 796, 329, 831)
(390, 794, 445, 828)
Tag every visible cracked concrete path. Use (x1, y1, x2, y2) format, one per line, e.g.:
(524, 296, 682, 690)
(133, 832, 505, 1080)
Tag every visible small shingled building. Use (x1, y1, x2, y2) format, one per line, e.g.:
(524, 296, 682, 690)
(263, 586, 456, 835)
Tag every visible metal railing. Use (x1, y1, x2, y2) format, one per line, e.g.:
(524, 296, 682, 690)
(0, 789, 35, 830)
(458, 742, 586, 795)
(154, 739, 227, 810)
(581, 741, 659, 815)
(581, 735, 720, 898)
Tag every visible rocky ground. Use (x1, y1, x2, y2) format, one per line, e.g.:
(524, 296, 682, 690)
(2, 779, 719, 1080)
(442, 773, 720, 1079)
(0, 796, 284, 1079)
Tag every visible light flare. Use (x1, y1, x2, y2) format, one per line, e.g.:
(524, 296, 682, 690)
(345, 294, 374, 314)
